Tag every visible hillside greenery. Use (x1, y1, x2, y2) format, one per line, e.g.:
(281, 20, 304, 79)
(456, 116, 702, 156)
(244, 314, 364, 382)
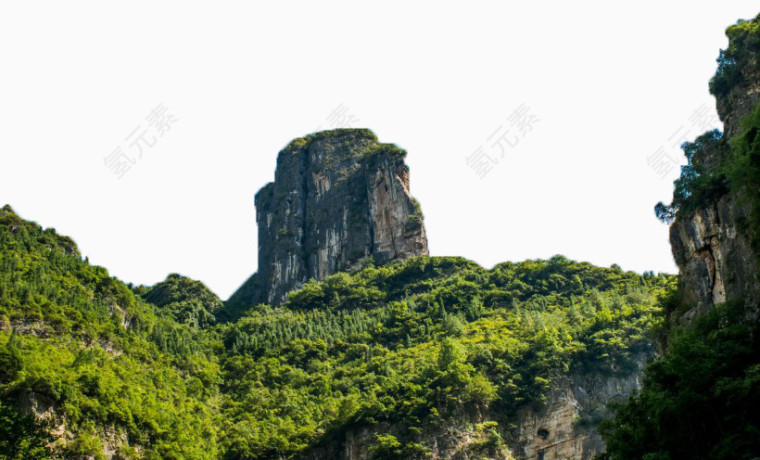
(0, 204, 674, 459)
(0, 205, 220, 459)
(601, 300, 760, 460)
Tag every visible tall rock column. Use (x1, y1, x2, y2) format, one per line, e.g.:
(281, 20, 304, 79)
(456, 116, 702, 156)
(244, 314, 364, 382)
(230, 129, 428, 306)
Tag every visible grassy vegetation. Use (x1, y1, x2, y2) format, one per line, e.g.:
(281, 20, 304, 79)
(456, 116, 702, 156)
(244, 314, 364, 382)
(360, 143, 407, 159)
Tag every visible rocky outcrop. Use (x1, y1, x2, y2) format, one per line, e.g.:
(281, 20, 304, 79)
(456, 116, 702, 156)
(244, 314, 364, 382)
(14, 392, 133, 459)
(231, 129, 428, 306)
(291, 357, 651, 460)
(297, 418, 513, 460)
(669, 21, 760, 323)
(513, 354, 650, 460)
(669, 193, 758, 322)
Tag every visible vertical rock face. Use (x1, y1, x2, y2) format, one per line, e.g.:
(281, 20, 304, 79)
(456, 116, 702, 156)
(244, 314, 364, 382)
(669, 193, 757, 322)
(667, 132, 756, 321)
(669, 24, 760, 323)
(232, 129, 428, 306)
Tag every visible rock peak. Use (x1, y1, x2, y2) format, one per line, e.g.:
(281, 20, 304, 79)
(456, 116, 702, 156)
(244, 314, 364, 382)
(230, 129, 428, 306)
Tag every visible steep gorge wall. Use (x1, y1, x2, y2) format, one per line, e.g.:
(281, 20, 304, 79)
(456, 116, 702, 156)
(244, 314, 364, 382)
(669, 193, 756, 322)
(669, 29, 760, 323)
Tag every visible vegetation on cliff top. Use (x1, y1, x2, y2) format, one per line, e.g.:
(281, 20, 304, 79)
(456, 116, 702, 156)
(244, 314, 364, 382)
(655, 104, 760, 255)
(653, 129, 729, 224)
(0, 205, 674, 459)
(657, 13, 760, 227)
(710, 13, 760, 98)
(280, 129, 379, 156)
(278, 129, 407, 163)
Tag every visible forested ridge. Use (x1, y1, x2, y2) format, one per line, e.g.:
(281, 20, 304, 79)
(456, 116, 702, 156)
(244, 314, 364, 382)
(0, 204, 674, 459)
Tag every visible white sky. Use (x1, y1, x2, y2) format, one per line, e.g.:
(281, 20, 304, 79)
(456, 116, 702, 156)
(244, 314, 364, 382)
(1, 2, 758, 300)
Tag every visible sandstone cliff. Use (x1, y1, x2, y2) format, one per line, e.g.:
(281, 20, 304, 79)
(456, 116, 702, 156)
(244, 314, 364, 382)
(230, 129, 429, 306)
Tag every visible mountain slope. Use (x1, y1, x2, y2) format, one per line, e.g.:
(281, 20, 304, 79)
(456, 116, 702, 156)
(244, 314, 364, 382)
(0, 204, 674, 459)
(0, 205, 220, 459)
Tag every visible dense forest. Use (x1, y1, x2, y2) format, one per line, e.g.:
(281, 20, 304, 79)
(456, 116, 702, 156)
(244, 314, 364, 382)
(0, 204, 674, 459)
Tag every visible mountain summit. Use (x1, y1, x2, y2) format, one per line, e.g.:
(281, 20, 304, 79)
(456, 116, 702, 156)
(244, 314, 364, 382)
(230, 129, 429, 306)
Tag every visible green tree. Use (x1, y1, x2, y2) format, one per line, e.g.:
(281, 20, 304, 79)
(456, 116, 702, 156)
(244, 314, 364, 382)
(0, 401, 52, 460)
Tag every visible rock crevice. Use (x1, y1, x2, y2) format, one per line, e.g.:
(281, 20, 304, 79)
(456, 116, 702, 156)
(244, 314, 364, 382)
(669, 66, 760, 323)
